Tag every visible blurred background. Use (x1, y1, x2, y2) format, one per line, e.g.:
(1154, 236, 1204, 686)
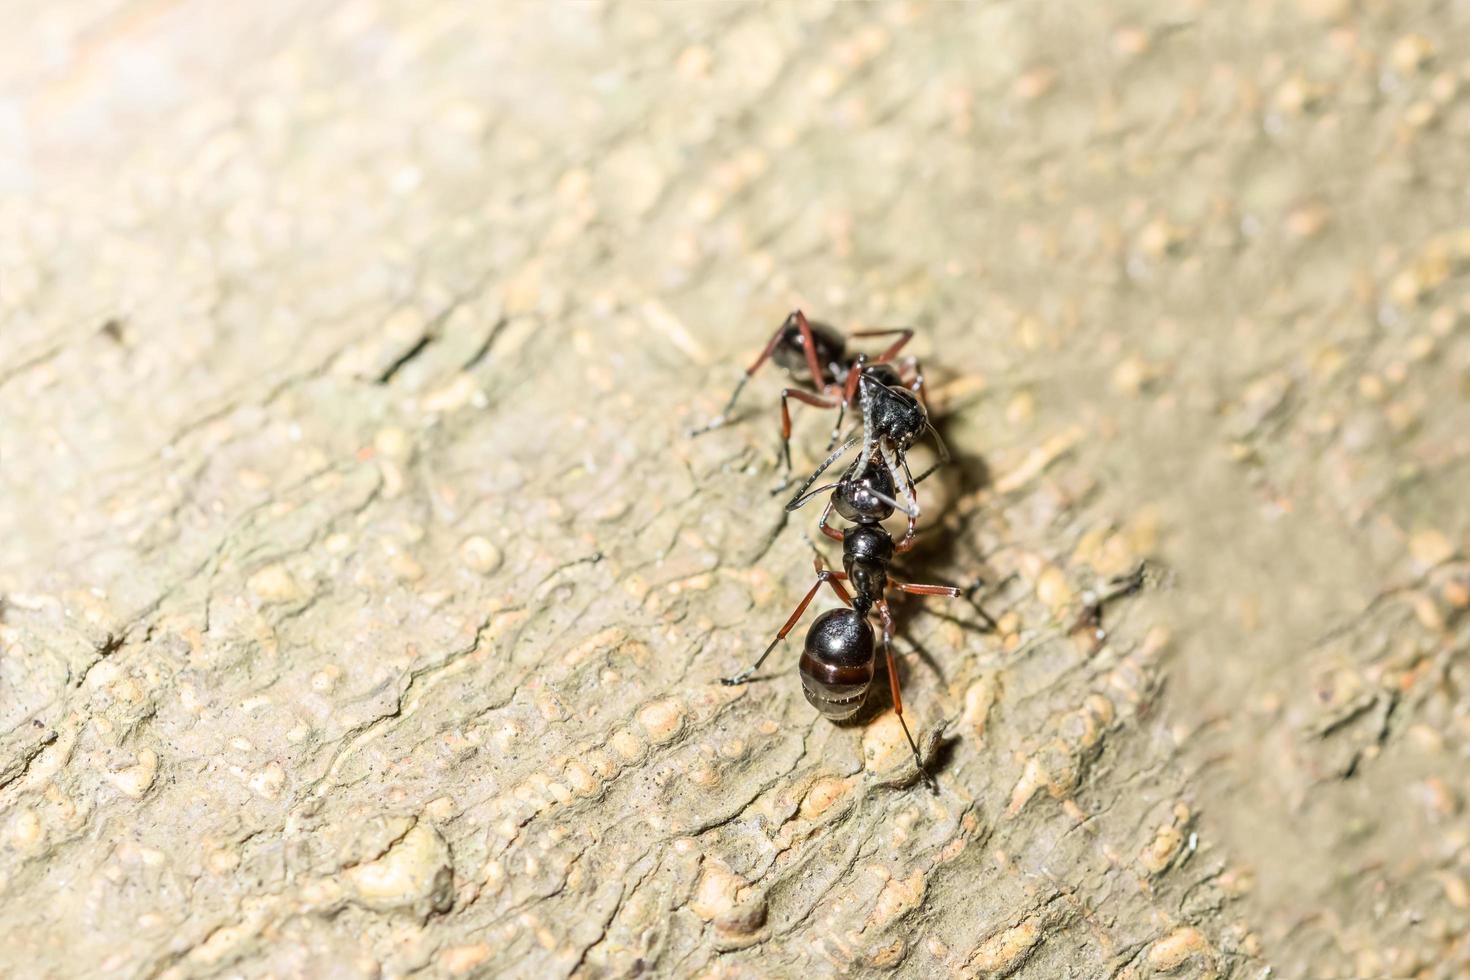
(2, 2, 1469, 977)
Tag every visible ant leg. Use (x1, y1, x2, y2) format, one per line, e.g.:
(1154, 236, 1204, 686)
(791, 310, 829, 395)
(825, 353, 868, 452)
(877, 599, 937, 792)
(827, 403, 848, 451)
(849, 328, 913, 365)
(896, 354, 931, 411)
(901, 454, 918, 492)
(816, 496, 846, 542)
(723, 556, 851, 686)
(892, 578, 967, 618)
(818, 554, 854, 604)
(774, 388, 841, 491)
(691, 314, 793, 435)
(891, 581, 962, 599)
(892, 578, 989, 626)
(963, 579, 1001, 632)
(692, 311, 829, 435)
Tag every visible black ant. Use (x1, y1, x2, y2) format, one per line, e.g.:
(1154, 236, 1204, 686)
(691, 310, 942, 491)
(721, 449, 964, 791)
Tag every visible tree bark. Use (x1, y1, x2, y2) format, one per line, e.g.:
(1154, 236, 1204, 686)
(2, 3, 1468, 978)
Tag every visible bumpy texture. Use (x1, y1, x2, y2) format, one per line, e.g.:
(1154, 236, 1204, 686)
(3, 3, 1470, 978)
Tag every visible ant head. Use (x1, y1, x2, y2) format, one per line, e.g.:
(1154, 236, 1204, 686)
(834, 454, 897, 523)
(859, 375, 928, 450)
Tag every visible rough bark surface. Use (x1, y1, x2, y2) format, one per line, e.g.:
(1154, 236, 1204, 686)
(3, 3, 1469, 978)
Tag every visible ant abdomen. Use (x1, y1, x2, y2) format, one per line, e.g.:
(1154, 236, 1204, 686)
(773, 318, 846, 382)
(798, 608, 875, 720)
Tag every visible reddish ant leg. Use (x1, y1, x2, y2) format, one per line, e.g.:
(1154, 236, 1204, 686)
(891, 581, 962, 598)
(816, 496, 846, 542)
(693, 311, 830, 435)
(876, 599, 937, 792)
(723, 556, 851, 686)
(848, 327, 914, 365)
(777, 387, 841, 479)
(791, 310, 830, 397)
(823, 353, 869, 451)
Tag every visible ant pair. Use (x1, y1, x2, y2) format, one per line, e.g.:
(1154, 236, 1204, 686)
(692, 310, 948, 502)
(700, 311, 965, 789)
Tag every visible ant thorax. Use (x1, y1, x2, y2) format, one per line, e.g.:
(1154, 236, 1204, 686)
(842, 523, 894, 600)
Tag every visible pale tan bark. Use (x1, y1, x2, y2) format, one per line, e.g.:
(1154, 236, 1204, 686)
(2, 4, 1468, 978)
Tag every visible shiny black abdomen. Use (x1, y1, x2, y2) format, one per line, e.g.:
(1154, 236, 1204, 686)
(773, 319, 847, 387)
(799, 607, 875, 720)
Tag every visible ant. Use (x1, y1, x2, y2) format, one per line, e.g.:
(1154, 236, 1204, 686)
(722, 448, 966, 791)
(691, 310, 940, 490)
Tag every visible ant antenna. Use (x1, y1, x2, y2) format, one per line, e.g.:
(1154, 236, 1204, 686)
(865, 485, 919, 519)
(787, 481, 841, 511)
(910, 422, 951, 484)
(785, 432, 861, 512)
(928, 421, 950, 465)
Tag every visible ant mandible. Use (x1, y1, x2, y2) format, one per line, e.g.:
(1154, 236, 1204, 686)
(722, 447, 962, 790)
(691, 310, 934, 488)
